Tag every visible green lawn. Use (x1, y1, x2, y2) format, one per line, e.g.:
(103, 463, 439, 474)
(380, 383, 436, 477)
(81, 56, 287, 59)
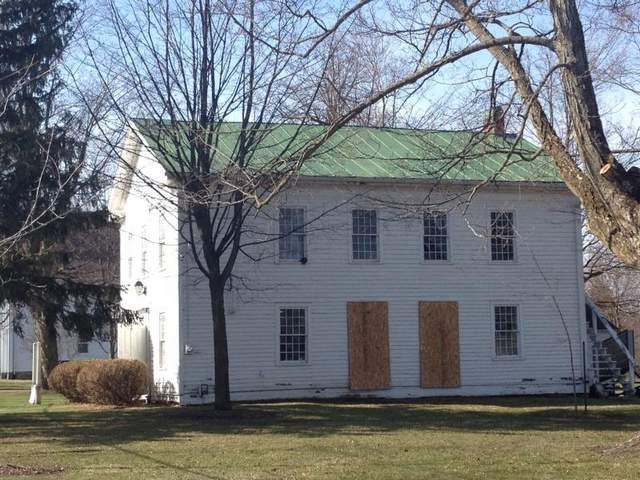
(0, 378, 31, 391)
(1, 383, 640, 479)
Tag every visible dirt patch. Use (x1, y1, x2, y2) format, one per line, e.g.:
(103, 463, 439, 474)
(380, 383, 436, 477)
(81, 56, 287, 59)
(0, 464, 64, 476)
(602, 432, 640, 455)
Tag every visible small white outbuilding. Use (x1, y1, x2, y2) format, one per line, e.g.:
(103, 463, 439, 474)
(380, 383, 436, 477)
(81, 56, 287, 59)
(0, 304, 109, 379)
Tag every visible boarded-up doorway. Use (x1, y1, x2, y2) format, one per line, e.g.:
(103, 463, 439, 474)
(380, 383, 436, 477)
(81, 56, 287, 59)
(347, 302, 391, 391)
(419, 301, 460, 388)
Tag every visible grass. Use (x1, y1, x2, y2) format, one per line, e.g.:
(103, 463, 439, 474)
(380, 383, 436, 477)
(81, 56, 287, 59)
(0, 378, 31, 391)
(1, 382, 640, 479)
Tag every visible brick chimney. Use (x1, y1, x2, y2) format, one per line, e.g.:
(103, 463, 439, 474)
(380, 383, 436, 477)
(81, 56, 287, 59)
(482, 105, 505, 136)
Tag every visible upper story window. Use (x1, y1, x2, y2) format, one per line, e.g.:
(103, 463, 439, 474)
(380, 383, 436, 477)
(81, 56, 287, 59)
(126, 231, 134, 280)
(279, 307, 307, 363)
(158, 312, 166, 369)
(494, 305, 519, 357)
(127, 257, 133, 281)
(158, 216, 166, 270)
(423, 211, 448, 261)
(141, 226, 148, 275)
(490, 211, 515, 261)
(279, 208, 306, 261)
(352, 209, 378, 261)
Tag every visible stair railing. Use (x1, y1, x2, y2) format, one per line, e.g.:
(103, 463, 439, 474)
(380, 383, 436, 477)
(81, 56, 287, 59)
(589, 300, 636, 393)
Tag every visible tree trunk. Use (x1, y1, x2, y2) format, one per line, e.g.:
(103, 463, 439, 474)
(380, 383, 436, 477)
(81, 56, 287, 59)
(110, 319, 117, 359)
(32, 307, 59, 389)
(548, 0, 640, 269)
(209, 281, 231, 410)
(449, 0, 640, 268)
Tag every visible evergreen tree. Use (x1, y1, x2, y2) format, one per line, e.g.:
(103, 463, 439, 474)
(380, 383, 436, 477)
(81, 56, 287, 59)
(0, 0, 125, 385)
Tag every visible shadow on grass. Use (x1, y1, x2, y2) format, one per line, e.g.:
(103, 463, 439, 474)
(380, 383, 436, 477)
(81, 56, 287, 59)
(2, 395, 640, 450)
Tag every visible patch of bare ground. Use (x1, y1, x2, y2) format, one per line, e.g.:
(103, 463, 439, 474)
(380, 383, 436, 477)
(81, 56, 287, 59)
(602, 432, 640, 455)
(0, 464, 64, 476)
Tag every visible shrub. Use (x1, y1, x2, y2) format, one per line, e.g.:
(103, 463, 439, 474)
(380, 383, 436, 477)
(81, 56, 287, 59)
(48, 361, 93, 402)
(77, 359, 149, 405)
(49, 359, 149, 405)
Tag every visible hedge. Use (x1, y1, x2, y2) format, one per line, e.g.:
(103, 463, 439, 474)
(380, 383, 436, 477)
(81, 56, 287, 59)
(48, 359, 149, 405)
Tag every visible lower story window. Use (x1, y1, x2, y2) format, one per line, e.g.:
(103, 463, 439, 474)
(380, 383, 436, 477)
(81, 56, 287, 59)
(77, 332, 91, 354)
(77, 341, 89, 354)
(494, 305, 519, 357)
(279, 307, 307, 362)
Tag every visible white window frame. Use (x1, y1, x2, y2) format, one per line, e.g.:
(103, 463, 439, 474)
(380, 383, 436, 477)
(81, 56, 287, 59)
(492, 304, 522, 359)
(489, 210, 517, 262)
(126, 230, 134, 281)
(158, 215, 166, 271)
(423, 211, 450, 262)
(276, 305, 310, 365)
(277, 207, 307, 262)
(158, 312, 167, 370)
(141, 251, 148, 276)
(127, 256, 133, 281)
(77, 340, 89, 354)
(350, 209, 380, 262)
(141, 226, 148, 276)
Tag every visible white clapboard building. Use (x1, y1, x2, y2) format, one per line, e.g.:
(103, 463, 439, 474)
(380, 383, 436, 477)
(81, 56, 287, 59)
(0, 305, 109, 379)
(109, 121, 599, 405)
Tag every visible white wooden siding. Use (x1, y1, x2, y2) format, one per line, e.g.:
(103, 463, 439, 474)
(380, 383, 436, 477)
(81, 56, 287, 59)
(176, 181, 586, 403)
(117, 141, 181, 400)
(0, 306, 109, 377)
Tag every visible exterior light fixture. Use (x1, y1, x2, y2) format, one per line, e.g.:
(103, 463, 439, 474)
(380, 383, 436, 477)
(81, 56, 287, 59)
(134, 280, 146, 296)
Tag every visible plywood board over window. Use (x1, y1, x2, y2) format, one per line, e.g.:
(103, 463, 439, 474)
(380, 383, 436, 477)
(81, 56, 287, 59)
(419, 302, 460, 388)
(347, 302, 391, 391)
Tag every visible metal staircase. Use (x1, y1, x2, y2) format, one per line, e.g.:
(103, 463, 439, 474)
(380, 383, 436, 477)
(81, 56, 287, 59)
(589, 333, 623, 395)
(586, 301, 637, 397)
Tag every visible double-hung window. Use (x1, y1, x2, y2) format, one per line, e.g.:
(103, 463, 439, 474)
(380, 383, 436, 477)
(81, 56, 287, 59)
(127, 257, 133, 281)
(352, 209, 378, 261)
(494, 305, 519, 357)
(423, 211, 448, 261)
(158, 217, 166, 270)
(158, 313, 166, 369)
(279, 208, 306, 261)
(141, 226, 148, 276)
(127, 232, 133, 281)
(77, 332, 91, 354)
(490, 211, 515, 261)
(279, 307, 307, 363)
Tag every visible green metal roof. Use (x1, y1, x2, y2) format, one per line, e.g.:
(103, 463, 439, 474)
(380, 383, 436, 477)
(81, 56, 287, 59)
(131, 119, 561, 184)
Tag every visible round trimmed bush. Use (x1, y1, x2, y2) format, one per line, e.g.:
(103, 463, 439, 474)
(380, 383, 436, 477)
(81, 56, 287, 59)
(76, 359, 149, 405)
(48, 360, 94, 402)
(49, 359, 149, 405)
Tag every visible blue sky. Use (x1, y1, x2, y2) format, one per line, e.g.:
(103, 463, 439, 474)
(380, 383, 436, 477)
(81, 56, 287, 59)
(70, 0, 640, 158)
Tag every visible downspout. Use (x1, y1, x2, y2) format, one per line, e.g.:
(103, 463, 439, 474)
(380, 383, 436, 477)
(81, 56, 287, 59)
(177, 189, 188, 405)
(574, 208, 588, 390)
(8, 306, 15, 379)
(1, 309, 6, 379)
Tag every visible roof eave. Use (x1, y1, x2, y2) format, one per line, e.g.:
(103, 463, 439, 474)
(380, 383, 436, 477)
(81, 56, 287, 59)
(107, 124, 144, 219)
(293, 174, 569, 191)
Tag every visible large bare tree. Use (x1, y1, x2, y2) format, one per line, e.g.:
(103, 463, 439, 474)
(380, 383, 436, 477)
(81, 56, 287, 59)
(88, 0, 640, 409)
(437, 0, 640, 266)
(90, 0, 389, 409)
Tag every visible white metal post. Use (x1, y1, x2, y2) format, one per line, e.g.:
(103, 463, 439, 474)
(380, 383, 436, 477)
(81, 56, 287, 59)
(28, 342, 41, 405)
